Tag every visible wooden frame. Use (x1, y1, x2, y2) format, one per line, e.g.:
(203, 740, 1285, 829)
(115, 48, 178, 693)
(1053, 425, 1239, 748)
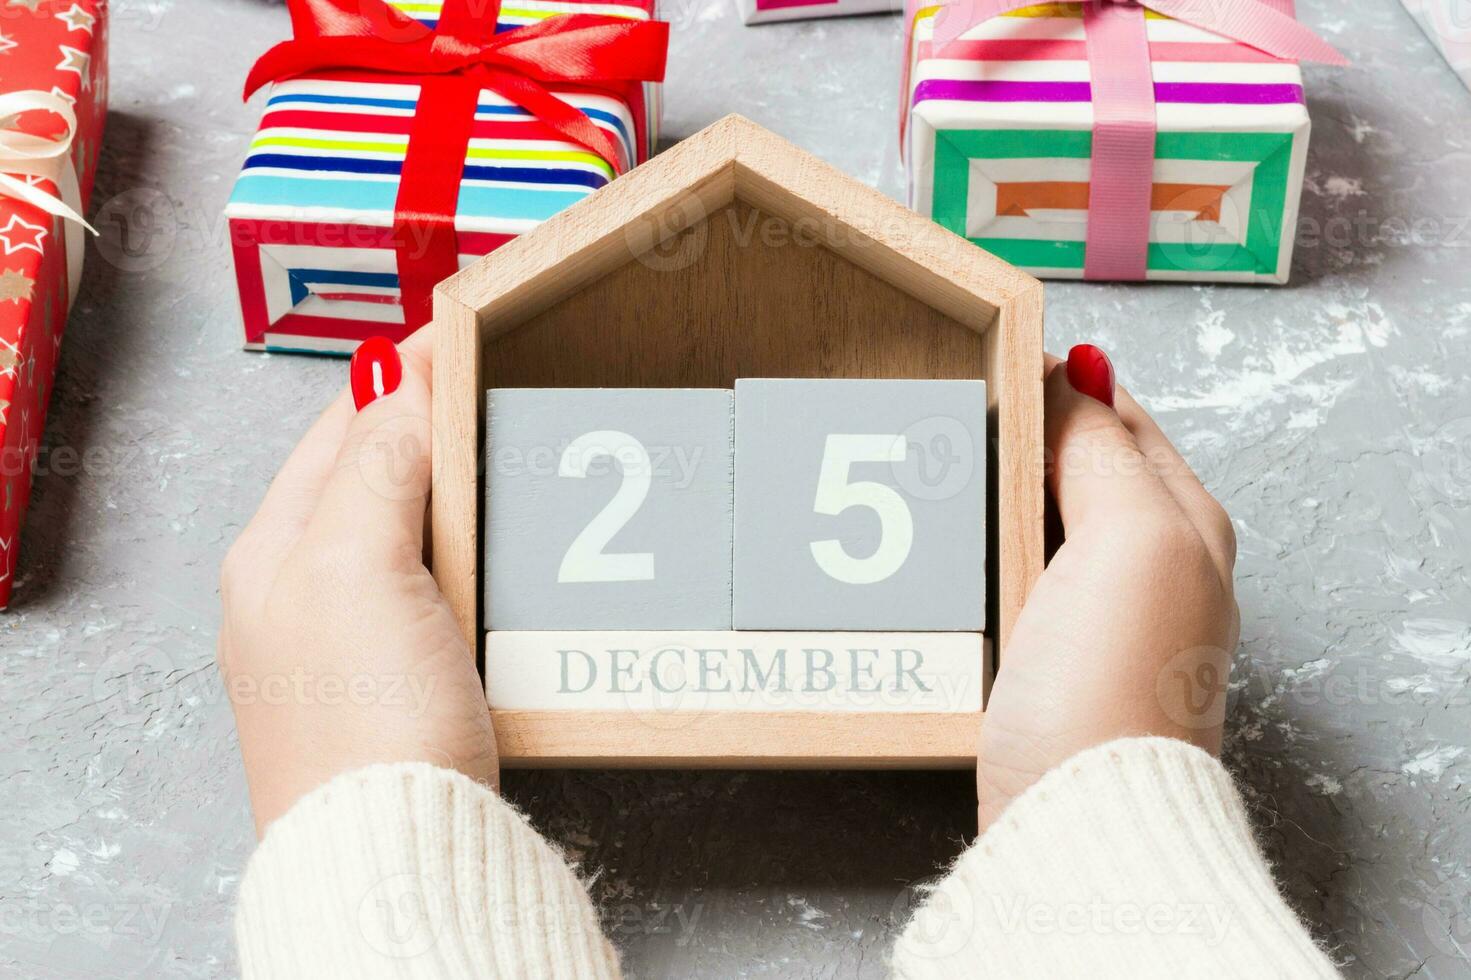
(431, 115, 1045, 768)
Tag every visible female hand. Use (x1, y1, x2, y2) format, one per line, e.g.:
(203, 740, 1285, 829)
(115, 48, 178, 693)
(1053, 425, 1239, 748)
(217, 330, 498, 836)
(977, 345, 1240, 829)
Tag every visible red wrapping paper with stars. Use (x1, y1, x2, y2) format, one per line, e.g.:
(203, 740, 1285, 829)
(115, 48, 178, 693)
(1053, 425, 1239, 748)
(0, 0, 106, 609)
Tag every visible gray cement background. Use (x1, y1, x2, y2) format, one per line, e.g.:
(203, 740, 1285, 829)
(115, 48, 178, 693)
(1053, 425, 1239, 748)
(2, 0, 1469, 976)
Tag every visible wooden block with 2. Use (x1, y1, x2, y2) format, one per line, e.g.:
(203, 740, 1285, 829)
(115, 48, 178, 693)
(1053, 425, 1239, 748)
(486, 388, 736, 630)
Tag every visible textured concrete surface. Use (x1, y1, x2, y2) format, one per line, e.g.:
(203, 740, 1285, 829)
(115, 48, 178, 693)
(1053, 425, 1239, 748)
(2, 0, 1469, 976)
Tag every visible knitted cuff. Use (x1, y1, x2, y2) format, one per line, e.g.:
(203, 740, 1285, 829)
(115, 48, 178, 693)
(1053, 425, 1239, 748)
(893, 737, 1340, 979)
(235, 763, 619, 980)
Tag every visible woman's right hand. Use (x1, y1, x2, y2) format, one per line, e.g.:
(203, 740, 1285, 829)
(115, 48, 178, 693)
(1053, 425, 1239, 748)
(977, 345, 1240, 830)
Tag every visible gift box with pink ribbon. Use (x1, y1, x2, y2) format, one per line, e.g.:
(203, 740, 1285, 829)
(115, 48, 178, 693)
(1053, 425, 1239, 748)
(1400, 0, 1471, 91)
(902, 0, 1345, 283)
(0, 0, 106, 610)
(225, 0, 667, 354)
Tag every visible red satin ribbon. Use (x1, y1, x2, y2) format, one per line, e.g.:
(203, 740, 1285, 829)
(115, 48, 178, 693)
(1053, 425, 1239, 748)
(246, 0, 669, 330)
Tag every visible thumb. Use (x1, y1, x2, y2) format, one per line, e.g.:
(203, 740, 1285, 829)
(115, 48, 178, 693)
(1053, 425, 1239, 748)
(308, 338, 433, 552)
(1045, 345, 1174, 532)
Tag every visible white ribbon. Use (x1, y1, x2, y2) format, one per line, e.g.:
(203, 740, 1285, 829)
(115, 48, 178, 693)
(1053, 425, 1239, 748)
(0, 90, 96, 306)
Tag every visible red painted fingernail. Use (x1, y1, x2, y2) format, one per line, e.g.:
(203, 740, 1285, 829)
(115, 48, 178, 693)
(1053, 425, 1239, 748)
(350, 336, 403, 411)
(1066, 343, 1115, 408)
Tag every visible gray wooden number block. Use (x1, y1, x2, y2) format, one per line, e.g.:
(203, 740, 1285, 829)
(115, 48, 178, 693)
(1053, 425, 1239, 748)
(733, 379, 987, 631)
(486, 388, 734, 630)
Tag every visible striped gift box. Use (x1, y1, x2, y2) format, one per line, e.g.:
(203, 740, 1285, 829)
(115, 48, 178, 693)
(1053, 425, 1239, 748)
(1400, 0, 1471, 91)
(903, 1, 1311, 283)
(740, 0, 901, 26)
(226, 0, 661, 354)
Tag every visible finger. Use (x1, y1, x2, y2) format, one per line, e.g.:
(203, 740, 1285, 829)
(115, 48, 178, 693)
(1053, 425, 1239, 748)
(399, 320, 434, 364)
(307, 342, 434, 554)
(244, 327, 437, 557)
(252, 389, 354, 524)
(1113, 384, 1237, 575)
(223, 389, 357, 603)
(1044, 358, 1178, 533)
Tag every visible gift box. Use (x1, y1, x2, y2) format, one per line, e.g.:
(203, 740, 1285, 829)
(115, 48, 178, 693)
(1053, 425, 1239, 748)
(226, 0, 667, 354)
(902, 0, 1343, 284)
(1400, 0, 1471, 91)
(0, 0, 107, 610)
(741, 0, 901, 26)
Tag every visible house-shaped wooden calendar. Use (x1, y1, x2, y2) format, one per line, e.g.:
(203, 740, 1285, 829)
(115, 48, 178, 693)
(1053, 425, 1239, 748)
(430, 115, 1044, 768)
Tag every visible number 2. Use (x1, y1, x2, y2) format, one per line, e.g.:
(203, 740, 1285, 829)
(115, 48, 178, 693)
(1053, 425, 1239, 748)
(557, 431, 656, 584)
(809, 434, 914, 585)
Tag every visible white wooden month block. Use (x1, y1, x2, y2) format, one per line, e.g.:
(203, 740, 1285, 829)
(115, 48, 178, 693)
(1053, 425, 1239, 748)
(733, 379, 987, 631)
(486, 631, 987, 714)
(485, 388, 734, 630)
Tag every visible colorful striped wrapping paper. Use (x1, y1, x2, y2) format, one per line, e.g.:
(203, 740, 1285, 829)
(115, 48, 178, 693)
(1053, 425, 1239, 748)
(225, 0, 661, 354)
(903, 1, 1312, 283)
(741, 0, 901, 26)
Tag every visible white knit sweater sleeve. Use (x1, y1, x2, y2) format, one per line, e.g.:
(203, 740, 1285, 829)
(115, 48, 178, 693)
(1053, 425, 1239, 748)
(892, 737, 1342, 979)
(234, 763, 620, 979)
(235, 739, 1339, 979)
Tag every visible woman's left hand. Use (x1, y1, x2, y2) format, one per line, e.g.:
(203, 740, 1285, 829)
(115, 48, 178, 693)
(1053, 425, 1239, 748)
(217, 328, 498, 837)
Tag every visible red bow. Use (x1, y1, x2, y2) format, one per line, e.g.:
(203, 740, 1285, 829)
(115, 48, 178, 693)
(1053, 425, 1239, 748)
(245, 0, 669, 331)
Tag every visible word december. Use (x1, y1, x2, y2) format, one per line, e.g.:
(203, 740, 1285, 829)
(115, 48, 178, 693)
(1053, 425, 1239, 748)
(556, 644, 932, 695)
(485, 631, 984, 712)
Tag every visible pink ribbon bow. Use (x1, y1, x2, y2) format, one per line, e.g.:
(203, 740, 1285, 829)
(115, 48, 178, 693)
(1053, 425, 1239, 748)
(926, 0, 1347, 280)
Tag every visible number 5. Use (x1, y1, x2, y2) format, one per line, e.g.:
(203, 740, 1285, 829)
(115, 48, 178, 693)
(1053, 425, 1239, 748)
(809, 434, 914, 585)
(557, 430, 656, 584)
